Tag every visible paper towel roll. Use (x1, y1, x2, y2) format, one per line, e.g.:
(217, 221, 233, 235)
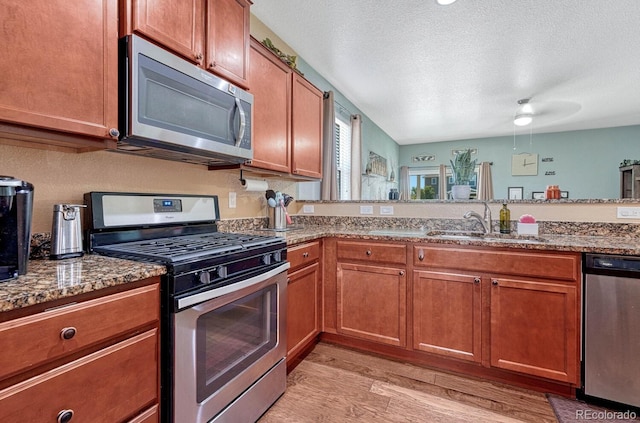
(241, 178, 268, 192)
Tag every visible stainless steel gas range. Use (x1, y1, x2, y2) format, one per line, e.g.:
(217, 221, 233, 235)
(85, 192, 289, 423)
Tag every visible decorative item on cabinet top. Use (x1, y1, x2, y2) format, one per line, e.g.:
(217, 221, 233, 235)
(261, 38, 303, 75)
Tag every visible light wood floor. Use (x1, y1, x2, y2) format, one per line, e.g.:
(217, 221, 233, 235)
(260, 342, 558, 422)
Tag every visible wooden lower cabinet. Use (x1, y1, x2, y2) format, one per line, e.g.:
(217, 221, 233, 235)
(337, 262, 406, 347)
(411, 244, 581, 385)
(286, 241, 322, 368)
(490, 277, 578, 383)
(0, 281, 160, 422)
(0, 330, 158, 422)
(413, 270, 482, 363)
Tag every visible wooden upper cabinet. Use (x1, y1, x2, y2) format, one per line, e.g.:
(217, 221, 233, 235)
(247, 38, 292, 173)
(291, 73, 324, 178)
(132, 0, 205, 64)
(247, 37, 323, 179)
(0, 0, 119, 143)
(206, 0, 251, 88)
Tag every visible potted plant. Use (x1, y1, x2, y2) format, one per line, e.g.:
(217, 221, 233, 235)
(450, 149, 477, 199)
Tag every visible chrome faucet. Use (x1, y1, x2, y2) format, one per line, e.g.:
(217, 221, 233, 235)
(463, 202, 492, 234)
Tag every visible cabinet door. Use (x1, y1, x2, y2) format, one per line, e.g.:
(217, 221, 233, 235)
(132, 0, 205, 64)
(490, 277, 578, 383)
(291, 73, 323, 178)
(247, 39, 292, 173)
(337, 263, 406, 347)
(206, 0, 250, 88)
(413, 271, 482, 363)
(286, 262, 321, 362)
(0, 0, 118, 140)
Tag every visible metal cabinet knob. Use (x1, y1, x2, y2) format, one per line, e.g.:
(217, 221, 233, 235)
(303, 252, 309, 258)
(399, 271, 405, 276)
(60, 327, 77, 340)
(195, 52, 203, 62)
(366, 250, 372, 256)
(474, 277, 481, 284)
(57, 409, 74, 423)
(108, 128, 119, 138)
(492, 279, 499, 286)
(418, 249, 425, 261)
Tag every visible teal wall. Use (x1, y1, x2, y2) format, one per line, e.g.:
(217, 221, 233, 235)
(399, 125, 640, 199)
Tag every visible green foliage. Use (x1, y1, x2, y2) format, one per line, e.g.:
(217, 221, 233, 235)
(450, 149, 477, 185)
(411, 186, 436, 199)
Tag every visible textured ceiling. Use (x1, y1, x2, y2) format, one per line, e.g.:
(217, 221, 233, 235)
(251, 0, 640, 145)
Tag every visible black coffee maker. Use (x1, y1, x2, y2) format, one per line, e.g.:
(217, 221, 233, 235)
(0, 176, 34, 282)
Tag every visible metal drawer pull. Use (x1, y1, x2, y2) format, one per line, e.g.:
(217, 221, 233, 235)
(57, 409, 74, 423)
(492, 279, 499, 286)
(60, 327, 77, 340)
(418, 249, 425, 261)
(399, 271, 405, 276)
(366, 250, 372, 256)
(474, 277, 481, 284)
(303, 252, 309, 258)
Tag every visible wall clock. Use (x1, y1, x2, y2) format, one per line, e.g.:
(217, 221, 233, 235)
(511, 153, 538, 176)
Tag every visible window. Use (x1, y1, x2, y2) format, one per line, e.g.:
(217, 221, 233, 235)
(408, 166, 479, 199)
(335, 115, 351, 200)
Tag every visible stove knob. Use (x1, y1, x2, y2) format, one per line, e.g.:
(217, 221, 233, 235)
(273, 251, 282, 262)
(262, 254, 272, 265)
(217, 266, 228, 279)
(198, 271, 211, 285)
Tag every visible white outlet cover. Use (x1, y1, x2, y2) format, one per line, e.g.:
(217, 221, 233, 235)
(302, 205, 315, 213)
(617, 207, 640, 218)
(360, 205, 374, 215)
(380, 205, 394, 215)
(228, 192, 236, 208)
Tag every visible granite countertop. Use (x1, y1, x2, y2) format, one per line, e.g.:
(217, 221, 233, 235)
(254, 225, 640, 255)
(0, 255, 166, 313)
(2, 226, 639, 314)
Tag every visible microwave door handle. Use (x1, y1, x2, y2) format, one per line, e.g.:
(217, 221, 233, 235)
(234, 97, 246, 147)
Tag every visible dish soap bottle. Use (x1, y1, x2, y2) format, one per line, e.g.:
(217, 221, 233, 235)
(499, 202, 511, 234)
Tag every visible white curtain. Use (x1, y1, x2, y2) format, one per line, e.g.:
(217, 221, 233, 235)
(350, 114, 362, 200)
(321, 91, 338, 200)
(477, 161, 494, 200)
(399, 166, 410, 200)
(438, 164, 448, 199)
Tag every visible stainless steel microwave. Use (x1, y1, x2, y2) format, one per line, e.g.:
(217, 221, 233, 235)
(117, 35, 253, 167)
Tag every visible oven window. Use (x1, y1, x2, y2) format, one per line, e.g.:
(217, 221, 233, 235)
(196, 284, 277, 402)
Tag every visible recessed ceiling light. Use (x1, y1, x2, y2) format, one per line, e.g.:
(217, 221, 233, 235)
(437, 0, 458, 5)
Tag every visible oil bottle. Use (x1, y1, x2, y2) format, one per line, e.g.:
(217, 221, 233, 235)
(499, 202, 511, 234)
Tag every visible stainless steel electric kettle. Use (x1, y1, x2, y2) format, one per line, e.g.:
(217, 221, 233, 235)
(50, 204, 86, 260)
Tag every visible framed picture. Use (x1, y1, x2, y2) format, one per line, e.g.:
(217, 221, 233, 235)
(532, 191, 545, 200)
(508, 187, 524, 200)
(561, 191, 569, 199)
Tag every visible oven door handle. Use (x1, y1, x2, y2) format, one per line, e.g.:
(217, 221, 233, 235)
(177, 263, 290, 310)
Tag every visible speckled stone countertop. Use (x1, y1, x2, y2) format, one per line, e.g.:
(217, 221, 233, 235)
(251, 225, 640, 255)
(4, 220, 639, 314)
(0, 255, 166, 313)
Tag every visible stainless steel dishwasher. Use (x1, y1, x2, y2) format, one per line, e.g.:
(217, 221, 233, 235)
(584, 254, 640, 408)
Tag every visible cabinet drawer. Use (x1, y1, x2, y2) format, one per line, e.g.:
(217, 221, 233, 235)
(0, 329, 158, 422)
(413, 245, 579, 281)
(0, 284, 159, 380)
(288, 241, 321, 270)
(337, 240, 406, 265)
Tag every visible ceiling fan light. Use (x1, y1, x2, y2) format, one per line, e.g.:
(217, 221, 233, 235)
(514, 113, 533, 126)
